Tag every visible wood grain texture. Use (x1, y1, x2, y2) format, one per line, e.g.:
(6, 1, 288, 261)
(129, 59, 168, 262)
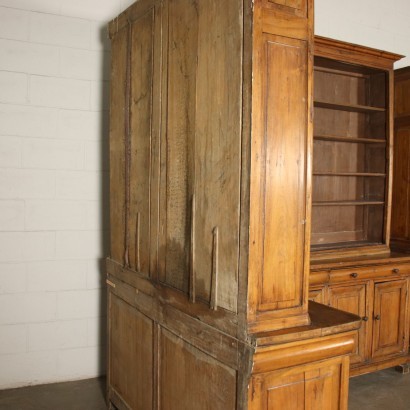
(159, 0, 198, 292)
(128, 11, 154, 275)
(109, 293, 153, 410)
(328, 284, 369, 364)
(392, 67, 410, 251)
(109, 26, 128, 264)
(372, 279, 408, 359)
(160, 329, 237, 410)
(194, 0, 242, 312)
(248, 0, 313, 331)
(249, 357, 350, 410)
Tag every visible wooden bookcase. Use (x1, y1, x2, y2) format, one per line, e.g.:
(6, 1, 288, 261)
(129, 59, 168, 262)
(106, 1, 362, 409)
(310, 38, 410, 377)
(312, 56, 389, 252)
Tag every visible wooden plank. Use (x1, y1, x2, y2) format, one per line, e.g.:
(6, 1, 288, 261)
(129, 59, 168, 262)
(128, 10, 155, 275)
(109, 26, 128, 264)
(159, 0, 199, 292)
(248, 0, 313, 331)
(314, 100, 385, 113)
(194, 0, 242, 312)
(260, 34, 308, 310)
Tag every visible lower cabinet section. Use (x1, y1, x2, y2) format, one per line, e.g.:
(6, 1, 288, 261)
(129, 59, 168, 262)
(160, 329, 237, 409)
(309, 276, 410, 375)
(108, 287, 359, 409)
(249, 357, 349, 410)
(108, 292, 238, 410)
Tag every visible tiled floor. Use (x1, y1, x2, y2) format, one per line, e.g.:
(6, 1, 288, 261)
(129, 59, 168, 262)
(0, 369, 410, 409)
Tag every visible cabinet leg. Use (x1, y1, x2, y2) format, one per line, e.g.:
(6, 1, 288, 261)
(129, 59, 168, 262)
(395, 364, 410, 374)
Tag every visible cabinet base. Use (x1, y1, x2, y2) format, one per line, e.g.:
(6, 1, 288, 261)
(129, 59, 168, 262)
(350, 355, 410, 377)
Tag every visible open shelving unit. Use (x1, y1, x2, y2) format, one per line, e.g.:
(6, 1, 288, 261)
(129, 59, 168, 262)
(311, 56, 389, 252)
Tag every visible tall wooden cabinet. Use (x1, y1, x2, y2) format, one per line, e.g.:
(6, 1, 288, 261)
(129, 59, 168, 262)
(308, 38, 410, 377)
(107, 1, 367, 409)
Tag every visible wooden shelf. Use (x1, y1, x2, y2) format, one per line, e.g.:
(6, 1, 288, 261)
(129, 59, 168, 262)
(314, 100, 386, 113)
(314, 134, 386, 145)
(313, 172, 386, 177)
(312, 200, 385, 206)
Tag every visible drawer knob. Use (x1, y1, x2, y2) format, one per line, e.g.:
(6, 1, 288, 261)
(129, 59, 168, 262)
(393, 268, 400, 274)
(362, 316, 369, 322)
(350, 272, 358, 278)
(374, 314, 381, 321)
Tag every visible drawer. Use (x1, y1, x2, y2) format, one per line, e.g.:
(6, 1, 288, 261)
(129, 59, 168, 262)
(329, 264, 410, 284)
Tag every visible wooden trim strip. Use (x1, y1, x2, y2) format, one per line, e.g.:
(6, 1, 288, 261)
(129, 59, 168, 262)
(315, 35, 403, 69)
(106, 279, 116, 288)
(123, 22, 132, 268)
(136, 212, 141, 272)
(210, 227, 219, 311)
(190, 194, 196, 303)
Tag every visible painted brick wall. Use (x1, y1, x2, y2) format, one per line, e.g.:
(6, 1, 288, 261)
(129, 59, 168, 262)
(0, 0, 133, 389)
(0, 0, 409, 390)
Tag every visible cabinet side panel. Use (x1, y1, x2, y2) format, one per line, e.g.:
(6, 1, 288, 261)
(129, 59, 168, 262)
(160, 328, 237, 409)
(128, 10, 155, 275)
(260, 35, 308, 310)
(391, 128, 410, 240)
(159, 0, 199, 291)
(194, 0, 243, 312)
(110, 27, 128, 264)
(109, 293, 153, 410)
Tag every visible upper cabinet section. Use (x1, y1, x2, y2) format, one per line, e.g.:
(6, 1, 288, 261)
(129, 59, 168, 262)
(311, 37, 402, 261)
(108, 0, 244, 314)
(248, 0, 314, 332)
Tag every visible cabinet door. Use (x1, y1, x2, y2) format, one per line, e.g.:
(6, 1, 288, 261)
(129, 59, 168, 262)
(248, 357, 349, 410)
(372, 280, 408, 359)
(328, 284, 369, 364)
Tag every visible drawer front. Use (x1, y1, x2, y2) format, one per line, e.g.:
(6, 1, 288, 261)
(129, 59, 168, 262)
(328, 264, 410, 284)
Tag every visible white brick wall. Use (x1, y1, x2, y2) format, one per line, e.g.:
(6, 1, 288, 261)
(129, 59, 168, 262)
(315, 0, 410, 68)
(1, 0, 410, 391)
(0, 0, 118, 389)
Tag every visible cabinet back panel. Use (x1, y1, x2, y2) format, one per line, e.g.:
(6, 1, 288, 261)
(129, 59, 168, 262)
(311, 206, 365, 245)
(314, 71, 367, 107)
(314, 109, 368, 139)
(313, 176, 364, 202)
